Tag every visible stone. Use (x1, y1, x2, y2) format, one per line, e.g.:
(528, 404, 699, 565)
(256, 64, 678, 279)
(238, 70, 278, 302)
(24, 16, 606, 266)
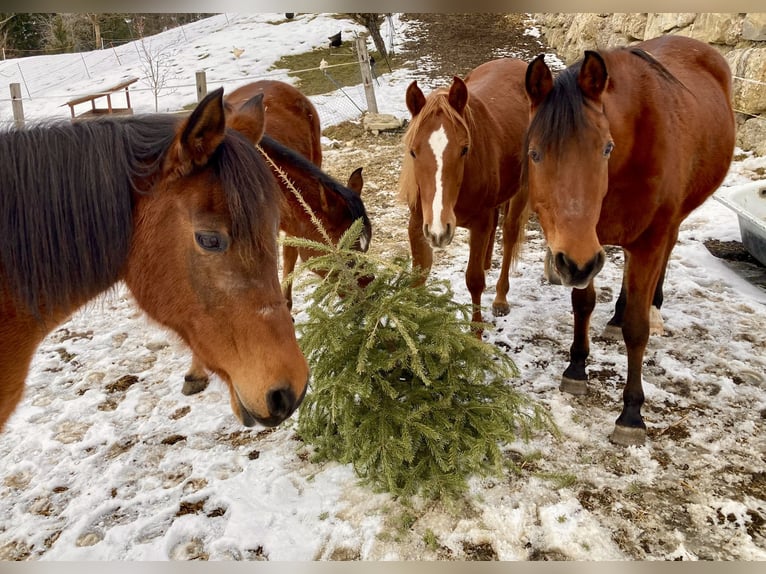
(743, 13, 766, 42)
(362, 113, 402, 133)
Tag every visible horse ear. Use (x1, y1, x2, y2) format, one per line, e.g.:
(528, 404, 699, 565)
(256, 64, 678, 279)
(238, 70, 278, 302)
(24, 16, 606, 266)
(448, 76, 468, 114)
(346, 167, 364, 196)
(172, 87, 227, 174)
(578, 50, 608, 103)
(225, 93, 266, 145)
(525, 54, 553, 110)
(406, 81, 426, 117)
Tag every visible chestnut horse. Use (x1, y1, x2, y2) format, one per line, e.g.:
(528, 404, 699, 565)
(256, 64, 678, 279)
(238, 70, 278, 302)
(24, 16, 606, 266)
(181, 80, 371, 394)
(399, 58, 530, 325)
(523, 35, 735, 445)
(0, 88, 308, 433)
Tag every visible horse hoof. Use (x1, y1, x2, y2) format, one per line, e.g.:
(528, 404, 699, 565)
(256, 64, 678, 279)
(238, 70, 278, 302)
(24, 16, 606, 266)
(649, 306, 665, 336)
(602, 323, 622, 340)
(560, 377, 588, 395)
(182, 376, 209, 395)
(492, 302, 510, 317)
(609, 425, 646, 446)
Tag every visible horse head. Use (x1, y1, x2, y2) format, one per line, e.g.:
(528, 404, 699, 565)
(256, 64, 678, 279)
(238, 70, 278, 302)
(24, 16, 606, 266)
(404, 78, 473, 249)
(126, 88, 308, 427)
(524, 52, 614, 288)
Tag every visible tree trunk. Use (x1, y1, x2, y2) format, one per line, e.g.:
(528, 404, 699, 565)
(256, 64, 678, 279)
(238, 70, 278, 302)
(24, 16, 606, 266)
(363, 14, 391, 72)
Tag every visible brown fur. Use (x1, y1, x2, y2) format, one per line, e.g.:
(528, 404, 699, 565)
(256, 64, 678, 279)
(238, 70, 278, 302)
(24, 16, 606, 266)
(398, 58, 530, 327)
(524, 35, 735, 445)
(0, 89, 309, 433)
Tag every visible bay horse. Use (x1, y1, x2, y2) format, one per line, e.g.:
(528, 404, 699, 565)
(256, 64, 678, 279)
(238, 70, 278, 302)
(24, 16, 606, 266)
(0, 88, 309, 433)
(181, 79, 371, 394)
(523, 35, 735, 445)
(398, 58, 530, 326)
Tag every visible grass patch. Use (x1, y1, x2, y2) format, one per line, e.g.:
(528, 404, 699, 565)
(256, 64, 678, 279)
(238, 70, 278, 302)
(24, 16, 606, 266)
(269, 41, 402, 96)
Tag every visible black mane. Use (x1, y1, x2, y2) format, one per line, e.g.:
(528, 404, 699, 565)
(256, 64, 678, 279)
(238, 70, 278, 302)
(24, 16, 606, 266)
(521, 47, 687, 190)
(258, 133, 371, 235)
(0, 114, 278, 317)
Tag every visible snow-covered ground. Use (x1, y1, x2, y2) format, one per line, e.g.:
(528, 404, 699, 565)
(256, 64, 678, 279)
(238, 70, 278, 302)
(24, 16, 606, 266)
(1, 13, 765, 561)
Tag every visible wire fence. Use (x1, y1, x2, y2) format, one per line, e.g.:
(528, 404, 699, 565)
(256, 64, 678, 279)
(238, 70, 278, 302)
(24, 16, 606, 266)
(1, 44, 377, 129)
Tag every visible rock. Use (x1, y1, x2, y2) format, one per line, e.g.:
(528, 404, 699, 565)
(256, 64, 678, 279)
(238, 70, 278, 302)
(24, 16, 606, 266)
(727, 47, 766, 115)
(743, 14, 766, 42)
(362, 113, 402, 134)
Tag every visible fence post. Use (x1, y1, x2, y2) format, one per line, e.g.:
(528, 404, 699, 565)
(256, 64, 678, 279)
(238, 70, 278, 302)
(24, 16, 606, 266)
(10, 83, 24, 129)
(196, 71, 207, 102)
(355, 33, 378, 114)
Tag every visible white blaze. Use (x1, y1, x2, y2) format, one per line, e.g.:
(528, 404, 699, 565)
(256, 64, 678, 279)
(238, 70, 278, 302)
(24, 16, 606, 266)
(427, 125, 448, 237)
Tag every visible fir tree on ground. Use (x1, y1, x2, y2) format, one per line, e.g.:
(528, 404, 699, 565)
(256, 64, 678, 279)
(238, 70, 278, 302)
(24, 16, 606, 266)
(285, 218, 559, 500)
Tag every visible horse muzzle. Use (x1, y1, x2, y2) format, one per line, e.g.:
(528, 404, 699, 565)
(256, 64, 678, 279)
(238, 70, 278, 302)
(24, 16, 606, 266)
(234, 381, 307, 428)
(423, 222, 453, 248)
(551, 249, 605, 289)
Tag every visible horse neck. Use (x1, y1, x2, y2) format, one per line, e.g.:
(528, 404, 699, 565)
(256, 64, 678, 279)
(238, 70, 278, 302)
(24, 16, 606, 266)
(258, 137, 334, 224)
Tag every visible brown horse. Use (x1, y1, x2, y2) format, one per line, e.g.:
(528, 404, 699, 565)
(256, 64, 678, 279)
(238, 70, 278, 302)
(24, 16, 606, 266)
(181, 80, 371, 394)
(399, 58, 530, 326)
(225, 80, 371, 308)
(0, 88, 308, 433)
(523, 35, 735, 445)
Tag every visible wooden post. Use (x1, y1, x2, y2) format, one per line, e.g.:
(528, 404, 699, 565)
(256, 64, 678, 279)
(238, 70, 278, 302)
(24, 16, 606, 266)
(10, 83, 24, 129)
(355, 33, 378, 114)
(196, 71, 207, 102)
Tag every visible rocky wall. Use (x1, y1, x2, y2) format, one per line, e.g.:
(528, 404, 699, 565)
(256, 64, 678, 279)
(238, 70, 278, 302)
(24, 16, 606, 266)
(533, 13, 766, 155)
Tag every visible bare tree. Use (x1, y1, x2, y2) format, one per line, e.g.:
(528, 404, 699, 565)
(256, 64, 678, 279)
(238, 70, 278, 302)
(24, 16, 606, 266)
(136, 33, 181, 112)
(347, 13, 392, 72)
(88, 14, 101, 49)
(0, 14, 15, 56)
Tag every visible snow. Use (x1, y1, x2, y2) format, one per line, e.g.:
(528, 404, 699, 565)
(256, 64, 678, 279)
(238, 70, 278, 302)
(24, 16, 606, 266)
(1, 13, 766, 562)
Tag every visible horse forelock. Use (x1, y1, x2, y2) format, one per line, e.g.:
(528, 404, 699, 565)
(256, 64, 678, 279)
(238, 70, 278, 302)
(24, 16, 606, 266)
(215, 129, 281, 262)
(398, 90, 476, 207)
(521, 64, 591, 195)
(0, 116, 178, 317)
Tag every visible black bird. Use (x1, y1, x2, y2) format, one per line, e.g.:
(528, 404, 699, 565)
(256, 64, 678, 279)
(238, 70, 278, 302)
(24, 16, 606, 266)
(329, 31, 342, 48)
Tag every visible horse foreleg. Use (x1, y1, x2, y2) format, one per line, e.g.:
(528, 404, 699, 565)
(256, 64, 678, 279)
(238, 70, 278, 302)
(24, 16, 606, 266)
(560, 281, 596, 396)
(605, 249, 666, 338)
(493, 193, 528, 317)
(0, 317, 49, 431)
(466, 223, 493, 328)
(183, 353, 210, 395)
(610, 240, 667, 446)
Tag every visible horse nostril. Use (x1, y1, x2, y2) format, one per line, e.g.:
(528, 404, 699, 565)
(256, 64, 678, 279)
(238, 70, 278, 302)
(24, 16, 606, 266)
(554, 251, 571, 275)
(445, 222, 452, 237)
(266, 386, 296, 419)
(423, 223, 430, 238)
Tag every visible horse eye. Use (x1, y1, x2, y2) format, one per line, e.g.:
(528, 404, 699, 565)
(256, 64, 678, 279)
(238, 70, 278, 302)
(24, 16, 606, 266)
(410, 149, 416, 158)
(529, 149, 541, 163)
(604, 141, 615, 156)
(195, 231, 229, 253)
(461, 146, 468, 156)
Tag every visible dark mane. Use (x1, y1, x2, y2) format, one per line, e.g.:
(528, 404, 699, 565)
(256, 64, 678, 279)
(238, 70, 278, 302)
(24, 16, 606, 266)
(0, 115, 278, 317)
(258, 133, 370, 232)
(629, 47, 689, 91)
(521, 47, 688, 192)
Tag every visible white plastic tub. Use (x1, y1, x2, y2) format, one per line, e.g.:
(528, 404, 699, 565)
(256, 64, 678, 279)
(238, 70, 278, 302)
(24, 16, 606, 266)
(715, 180, 766, 266)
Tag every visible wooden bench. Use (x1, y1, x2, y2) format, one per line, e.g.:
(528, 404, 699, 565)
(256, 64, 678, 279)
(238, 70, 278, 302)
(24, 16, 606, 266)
(66, 77, 139, 119)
